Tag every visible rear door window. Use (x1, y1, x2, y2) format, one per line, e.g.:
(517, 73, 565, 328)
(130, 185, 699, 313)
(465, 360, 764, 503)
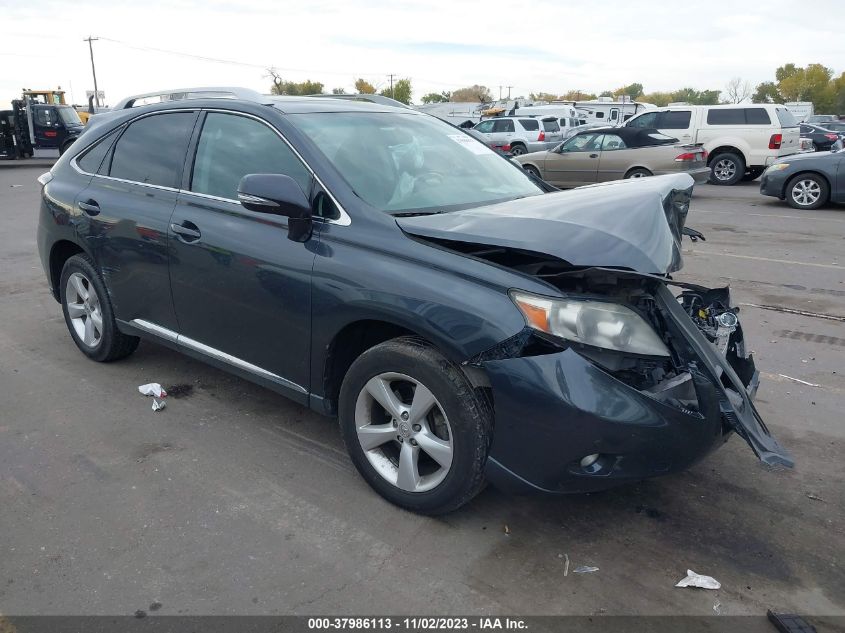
(492, 119, 515, 133)
(108, 112, 197, 188)
(519, 119, 539, 131)
(190, 112, 312, 200)
(657, 110, 691, 129)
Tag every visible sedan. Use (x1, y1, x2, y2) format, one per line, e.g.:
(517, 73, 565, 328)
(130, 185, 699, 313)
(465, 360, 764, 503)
(760, 147, 845, 209)
(515, 127, 710, 188)
(799, 124, 843, 151)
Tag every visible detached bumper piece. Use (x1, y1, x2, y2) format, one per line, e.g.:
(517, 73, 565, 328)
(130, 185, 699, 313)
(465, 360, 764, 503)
(479, 281, 792, 495)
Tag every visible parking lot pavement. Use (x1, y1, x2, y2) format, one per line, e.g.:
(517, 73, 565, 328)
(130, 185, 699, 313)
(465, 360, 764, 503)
(1, 168, 842, 617)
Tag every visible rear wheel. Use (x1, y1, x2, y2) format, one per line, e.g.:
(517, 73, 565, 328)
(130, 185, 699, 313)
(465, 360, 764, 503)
(339, 337, 492, 515)
(709, 152, 745, 186)
(625, 167, 652, 179)
(509, 143, 527, 156)
(59, 139, 76, 156)
(523, 164, 542, 179)
(742, 167, 764, 182)
(60, 254, 140, 362)
(786, 174, 829, 210)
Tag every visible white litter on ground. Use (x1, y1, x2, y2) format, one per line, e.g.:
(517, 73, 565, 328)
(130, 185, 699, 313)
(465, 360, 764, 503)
(675, 569, 721, 589)
(151, 399, 166, 412)
(573, 566, 599, 574)
(138, 383, 167, 398)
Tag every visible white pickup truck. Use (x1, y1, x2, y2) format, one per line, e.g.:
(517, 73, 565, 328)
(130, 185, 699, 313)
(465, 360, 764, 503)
(624, 104, 800, 185)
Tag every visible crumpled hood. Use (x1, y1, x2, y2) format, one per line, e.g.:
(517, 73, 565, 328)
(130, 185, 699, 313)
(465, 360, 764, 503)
(397, 173, 695, 274)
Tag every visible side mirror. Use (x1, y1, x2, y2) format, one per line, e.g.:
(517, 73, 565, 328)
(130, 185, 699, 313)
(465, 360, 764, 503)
(237, 173, 312, 242)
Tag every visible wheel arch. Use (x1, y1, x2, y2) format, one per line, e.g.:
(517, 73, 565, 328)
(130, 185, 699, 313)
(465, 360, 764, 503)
(706, 145, 747, 166)
(48, 240, 88, 301)
(624, 166, 652, 178)
(318, 317, 490, 416)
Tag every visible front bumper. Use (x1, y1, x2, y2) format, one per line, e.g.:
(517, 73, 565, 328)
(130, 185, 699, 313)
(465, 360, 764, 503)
(481, 283, 789, 494)
(760, 170, 789, 199)
(483, 347, 730, 494)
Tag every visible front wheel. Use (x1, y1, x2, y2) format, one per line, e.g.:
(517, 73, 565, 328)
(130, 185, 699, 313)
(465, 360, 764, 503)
(339, 338, 492, 515)
(786, 174, 829, 210)
(523, 164, 542, 180)
(709, 152, 745, 186)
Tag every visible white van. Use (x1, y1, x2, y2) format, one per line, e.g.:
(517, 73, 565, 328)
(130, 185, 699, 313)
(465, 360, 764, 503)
(624, 104, 800, 185)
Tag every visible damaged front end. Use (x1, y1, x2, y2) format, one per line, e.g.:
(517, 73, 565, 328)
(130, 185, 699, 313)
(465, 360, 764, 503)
(397, 174, 792, 493)
(466, 268, 793, 494)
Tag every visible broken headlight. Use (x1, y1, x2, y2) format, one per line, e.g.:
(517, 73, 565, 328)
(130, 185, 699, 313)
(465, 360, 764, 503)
(511, 290, 670, 356)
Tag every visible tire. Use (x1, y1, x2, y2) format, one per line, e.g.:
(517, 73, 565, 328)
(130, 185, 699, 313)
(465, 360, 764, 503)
(523, 164, 542, 179)
(338, 337, 492, 515)
(59, 139, 75, 156)
(625, 167, 652, 179)
(808, 142, 817, 152)
(742, 167, 764, 182)
(509, 143, 527, 156)
(708, 152, 745, 186)
(785, 173, 829, 210)
(59, 254, 140, 362)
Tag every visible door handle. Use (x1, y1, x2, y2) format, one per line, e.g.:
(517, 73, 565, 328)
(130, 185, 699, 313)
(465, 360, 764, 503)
(589, 153, 599, 158)
(170, 221, 201, 242)
(77, 200, 100, 216)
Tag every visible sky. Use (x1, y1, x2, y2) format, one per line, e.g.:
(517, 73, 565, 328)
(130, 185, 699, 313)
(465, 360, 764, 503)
(2, 0, 844, 109)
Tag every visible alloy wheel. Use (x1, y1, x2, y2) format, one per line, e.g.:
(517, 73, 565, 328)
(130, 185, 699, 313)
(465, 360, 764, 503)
(65, 272, 103, 348)
(791, 179, 821, 207)
(713, 159, 737, 181)
(354, 372, 453, 493)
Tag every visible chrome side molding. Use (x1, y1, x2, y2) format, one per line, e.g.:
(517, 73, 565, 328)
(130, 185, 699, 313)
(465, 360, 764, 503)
(130, 319, 306, 394)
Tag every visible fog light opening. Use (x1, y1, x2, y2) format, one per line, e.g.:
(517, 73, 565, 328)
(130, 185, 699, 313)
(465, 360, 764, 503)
(580, 453, 600, 469)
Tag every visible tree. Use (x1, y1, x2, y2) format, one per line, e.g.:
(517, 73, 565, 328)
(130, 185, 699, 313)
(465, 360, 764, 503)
(642, 91, 674, 107)
(267, 70, 324, 95)
(451, 85, 492, 103)
(599, 90, 614, 98)
(379, 78, 412, 105)
(331, 87, 346, 95)
(559, 89, 597, 101)
(421, 91, 451, 104)
(528, 92, 559, 102)
(614, 83, 644, 100)
(354, 78, 376, 94)
(724, 77, 751, 103)
(752, 81, 782, 104)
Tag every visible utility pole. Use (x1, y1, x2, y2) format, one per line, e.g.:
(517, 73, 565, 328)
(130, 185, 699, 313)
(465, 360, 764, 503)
(83, 36, 100, 108)
(387, 74, 395, 99)
(507, 86, 513, 99)
(498, 85, 502, 100)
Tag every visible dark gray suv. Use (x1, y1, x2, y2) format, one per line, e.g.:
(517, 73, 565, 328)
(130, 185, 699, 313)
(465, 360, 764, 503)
(36, 89, 791, 514)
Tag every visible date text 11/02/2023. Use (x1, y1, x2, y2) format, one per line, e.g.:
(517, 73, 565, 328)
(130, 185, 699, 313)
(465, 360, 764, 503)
(307, 618, 528, 630)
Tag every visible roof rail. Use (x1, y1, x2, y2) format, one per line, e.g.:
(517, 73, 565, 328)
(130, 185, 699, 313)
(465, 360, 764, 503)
(112, 87, 272, 110)
(307, 93, 412, 109)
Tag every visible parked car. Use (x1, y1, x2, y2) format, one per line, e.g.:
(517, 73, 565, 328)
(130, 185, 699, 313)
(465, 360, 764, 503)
(472, 116, 562, 155)
(36, 89, 791, 514)
(625, 104, 800, 185)
(805, 114, 838, 125)
(760, 146, 845, 209)
(515, 127, 709, 188)
(799, 123, 843, 151)
(561, 122, 608, 141)
(819, 121, 845, 134)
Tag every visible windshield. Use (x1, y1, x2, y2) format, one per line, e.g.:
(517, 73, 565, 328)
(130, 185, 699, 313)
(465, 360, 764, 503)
(290, 112, 542, 213)
(57, 106, 82, 126)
